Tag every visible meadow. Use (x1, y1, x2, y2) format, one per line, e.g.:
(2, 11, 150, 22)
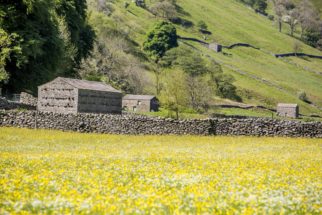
(0, 127, 321, 214)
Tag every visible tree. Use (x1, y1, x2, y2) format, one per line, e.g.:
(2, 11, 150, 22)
(303, 29, 321, 47)
(0, 29, 22, 85)
(197, 21, 208, 31)
(186, 75, 214, 112)
(175, 53, 208, 77)
(239, 0, 268, 14)
(274, 2, 285, 32)
(143, 21, 178, 62)
(149, 0, 177, 20)
(317, 39, 322, 51)
(298, 0, 320, 38)
(283, 7, 299, 36)
(134, 0, 146, 8)
(161, 46, 240, 107)
(197, 20, 210, 40)
(159, 69, 189, 119)
(204, 59, 240, 101)
(272, 0, 295, 33)
(0, 0, 94, 93)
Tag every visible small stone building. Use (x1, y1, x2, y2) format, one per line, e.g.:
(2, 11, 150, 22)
(38, 77, 122, 114)
(122, 95, 159, 112)
(209, 43, 222, 53)
(277, 103, 299, 118)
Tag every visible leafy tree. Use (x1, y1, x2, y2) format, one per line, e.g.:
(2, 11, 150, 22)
(0, 29, 22, 85)
(239, 0, 268, 14)
(0, 0, 94, 93)
(213, 73, 240, 101)
(253, 0, 268, 14)
(159, 69, 189, 119)
(206, 59, 240, 101)
(303, 29, 320, 47)
(134, 0, 146, 8)
(160, 46, 240, 110)
(174, 52, 208, 77)
(143, 21, 178, 62)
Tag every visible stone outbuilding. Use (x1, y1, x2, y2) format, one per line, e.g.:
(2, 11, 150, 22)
(209, 43, 222, 53)
(122, 95, 159, 112)
(38, 77, 122, 114)
(277, 103, 299, 118)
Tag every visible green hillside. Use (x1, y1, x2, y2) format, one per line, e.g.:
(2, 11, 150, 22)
(88, 0, 322, 116)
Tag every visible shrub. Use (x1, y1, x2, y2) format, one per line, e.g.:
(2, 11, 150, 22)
(298, 91, 309, 103)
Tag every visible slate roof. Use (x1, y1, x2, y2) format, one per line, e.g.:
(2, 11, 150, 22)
(123, 94, 156, 100)
(277, 103, 298, 108)
(43, 77, 121, 93)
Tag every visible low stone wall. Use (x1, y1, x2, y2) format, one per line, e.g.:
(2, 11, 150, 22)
(223, 43, 260, 50)
(1, 111, 322, 137)
(275, 53, 322, 59)
(0, 98, 36, 110)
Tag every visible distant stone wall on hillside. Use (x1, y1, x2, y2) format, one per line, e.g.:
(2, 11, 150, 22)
(0, 111, 322, 137)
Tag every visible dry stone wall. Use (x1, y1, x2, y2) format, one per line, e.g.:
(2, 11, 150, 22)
(1, 111, 322, 137)
(0, 98, 36, 110)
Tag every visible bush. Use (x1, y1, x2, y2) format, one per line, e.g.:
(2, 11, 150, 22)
(268, 15, 274, 21)
(298, 91, 310, 103)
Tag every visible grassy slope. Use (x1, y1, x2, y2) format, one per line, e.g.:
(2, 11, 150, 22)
(108, 0, 322, 115)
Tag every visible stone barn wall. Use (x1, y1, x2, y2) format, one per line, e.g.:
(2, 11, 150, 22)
(277, 104, 299, 118)
(122, 99, 151, 112)
(78, 89, 122, 114)
(1, 110, 322, 138)
(38, 80, 78, 114)
(209, 43, 222, 52)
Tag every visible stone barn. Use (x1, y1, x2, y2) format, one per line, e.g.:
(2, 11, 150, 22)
(122, 95, 159, 112)
(209, 43, 222, 53)
(38, 77, 122, 114)
(277, 103, 299, 118)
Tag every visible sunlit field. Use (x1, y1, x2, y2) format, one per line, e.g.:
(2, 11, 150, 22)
(0, 128, 321, 214)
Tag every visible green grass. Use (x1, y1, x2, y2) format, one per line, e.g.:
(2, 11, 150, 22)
(0, 128, 322, 214)
(103, 0, 322, 116)
(218, 107, 274, 117)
